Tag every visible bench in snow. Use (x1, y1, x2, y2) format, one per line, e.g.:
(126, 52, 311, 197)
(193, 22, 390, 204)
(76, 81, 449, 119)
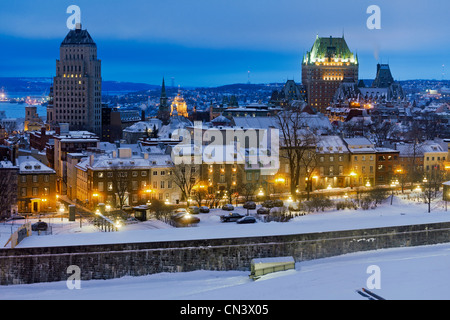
(250, 256, 295, 280)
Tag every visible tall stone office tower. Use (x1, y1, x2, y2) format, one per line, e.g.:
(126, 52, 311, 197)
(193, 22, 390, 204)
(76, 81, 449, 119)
(51, 23, 102, 135)
(302, 35, 358, 113)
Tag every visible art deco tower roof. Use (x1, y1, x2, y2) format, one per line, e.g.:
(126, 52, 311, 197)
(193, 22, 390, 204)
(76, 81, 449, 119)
(61, 25, 96, 46)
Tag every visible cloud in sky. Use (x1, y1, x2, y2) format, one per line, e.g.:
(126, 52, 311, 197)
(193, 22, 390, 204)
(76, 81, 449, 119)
(1, 0, 450, 86)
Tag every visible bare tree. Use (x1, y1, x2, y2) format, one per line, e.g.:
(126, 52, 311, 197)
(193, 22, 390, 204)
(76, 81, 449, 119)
(0, 167, 18, 219)
(149, 199, 173, 223)
(422, 168, 445, 213)
(403, 122, 425, 190)
(169, 163, 200, 203)
(108, 164, 133, 210)
(275, 109, 318, 200)
(301, 148, 319, 201)
(239, 182, 258, 203)
(370, 121, 396, 147)
(191, 183, 208, 207)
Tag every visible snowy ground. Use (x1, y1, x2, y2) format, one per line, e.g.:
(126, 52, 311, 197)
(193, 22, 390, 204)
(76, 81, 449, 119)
(1, 242, 450, 300)
(5, 194, 450, 248)
(2, 194, 450, 300)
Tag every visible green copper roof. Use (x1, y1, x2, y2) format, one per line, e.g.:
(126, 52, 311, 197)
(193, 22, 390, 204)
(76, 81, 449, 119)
(303, 35, 357, 65)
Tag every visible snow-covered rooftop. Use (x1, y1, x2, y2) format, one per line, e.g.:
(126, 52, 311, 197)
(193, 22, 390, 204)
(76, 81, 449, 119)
(17, 156, 55, 174)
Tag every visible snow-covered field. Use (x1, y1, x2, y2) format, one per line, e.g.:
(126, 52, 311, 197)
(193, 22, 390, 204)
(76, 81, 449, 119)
(1, 242, 450, 300)
(5, 195, 450, 248)
(2, 194, 450, 300)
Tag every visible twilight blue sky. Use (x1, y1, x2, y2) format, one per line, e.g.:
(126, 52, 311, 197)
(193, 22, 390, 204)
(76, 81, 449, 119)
(0, 0, 449, 87)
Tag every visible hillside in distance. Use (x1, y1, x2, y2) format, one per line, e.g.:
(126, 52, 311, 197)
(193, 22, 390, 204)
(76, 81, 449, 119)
(0, 77, 159, 95)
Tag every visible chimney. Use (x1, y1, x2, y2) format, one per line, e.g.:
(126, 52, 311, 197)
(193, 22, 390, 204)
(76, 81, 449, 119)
(89, 154, 94, 167)
(11, 144, 18, 166)
(141, 110, 146, 122)
(118, 148, 132, 159)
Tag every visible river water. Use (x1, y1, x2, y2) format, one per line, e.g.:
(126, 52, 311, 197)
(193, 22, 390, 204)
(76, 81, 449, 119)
(0, 101, 47, 119)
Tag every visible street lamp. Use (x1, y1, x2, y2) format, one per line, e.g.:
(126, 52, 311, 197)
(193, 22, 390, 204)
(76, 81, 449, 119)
(59, 206, 64, 221)
(92, 192, 99, 210)
(390, 180, 396, 205)
(349, 171, 357, 189)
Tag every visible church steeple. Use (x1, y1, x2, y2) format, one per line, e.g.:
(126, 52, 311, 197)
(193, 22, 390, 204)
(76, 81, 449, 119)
(158, 77, 170, 125)
(161, 77, 167, 99)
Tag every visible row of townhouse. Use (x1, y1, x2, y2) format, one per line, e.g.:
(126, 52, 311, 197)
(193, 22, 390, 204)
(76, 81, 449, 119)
(18, 121, 450, 214)
(72, 148, 181, 209)
(272, 136, 401, 194)
(0, 155, 57, 216)
(280, 136, 450, 193)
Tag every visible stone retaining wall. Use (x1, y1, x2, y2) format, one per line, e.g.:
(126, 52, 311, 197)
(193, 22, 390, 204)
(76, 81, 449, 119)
(1, 222, 450, 285)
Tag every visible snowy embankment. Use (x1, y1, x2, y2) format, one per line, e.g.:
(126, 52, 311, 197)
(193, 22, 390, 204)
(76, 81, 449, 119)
(2, 195, 450, 300)
(10, 195, 450, 248)
(1, 242, 450, 300)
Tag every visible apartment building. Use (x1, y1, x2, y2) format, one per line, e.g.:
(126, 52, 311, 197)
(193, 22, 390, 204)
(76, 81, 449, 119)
(344, 137, 377, 187)
(74, 148, 180, 209)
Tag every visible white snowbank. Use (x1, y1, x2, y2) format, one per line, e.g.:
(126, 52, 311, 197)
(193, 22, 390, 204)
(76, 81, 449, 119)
(2, 242, 450, 300)
(12, 196, 450, 248)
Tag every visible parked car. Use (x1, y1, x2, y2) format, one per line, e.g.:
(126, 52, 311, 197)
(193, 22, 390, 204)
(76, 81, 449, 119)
(262, 200, 274, 208)
(257, 207, 270, 215)
(171, 212, 200, 226)
(122, 205, 133, 212)
(32, 221, 48, 231)
(236, 216, 257, 224)
(221, 204, 234, 211)
(273, 200, 284, 207)
(220, 212, 244, 222)
(243, 201, 256, 210)
(188, 206, 200, 214)
(199, 206, 210, 213)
